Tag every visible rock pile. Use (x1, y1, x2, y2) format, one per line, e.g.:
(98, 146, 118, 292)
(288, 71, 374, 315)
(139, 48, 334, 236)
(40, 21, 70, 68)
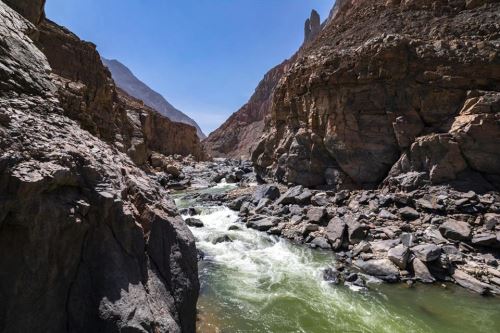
(229, 182, 500, 295)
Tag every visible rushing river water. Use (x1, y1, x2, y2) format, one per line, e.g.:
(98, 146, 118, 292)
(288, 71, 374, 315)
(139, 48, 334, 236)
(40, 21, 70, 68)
(175, 184, 500, 333)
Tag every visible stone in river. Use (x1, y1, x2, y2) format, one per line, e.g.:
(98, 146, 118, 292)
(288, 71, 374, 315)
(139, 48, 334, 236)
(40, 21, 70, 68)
(412, 258, 435, 283)
(185, 218, 204, 228)
(388, 244, 410, 270)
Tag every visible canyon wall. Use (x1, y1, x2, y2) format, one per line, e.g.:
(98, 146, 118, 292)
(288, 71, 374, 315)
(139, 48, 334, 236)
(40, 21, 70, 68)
(253, 0, 500, 191)
(0, 1, 198, 332)
(203, 10, 323, 160)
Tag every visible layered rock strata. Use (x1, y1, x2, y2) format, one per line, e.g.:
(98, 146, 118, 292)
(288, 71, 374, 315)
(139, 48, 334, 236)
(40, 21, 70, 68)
(252, 0, 500, 190)
(0, 1, 198, 332)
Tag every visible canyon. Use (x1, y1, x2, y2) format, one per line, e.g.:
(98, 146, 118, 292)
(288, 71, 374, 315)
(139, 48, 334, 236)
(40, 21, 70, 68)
(0, 0, 499, 332)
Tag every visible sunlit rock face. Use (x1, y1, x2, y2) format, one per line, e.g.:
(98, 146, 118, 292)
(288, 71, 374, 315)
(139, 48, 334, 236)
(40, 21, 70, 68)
(0, 1, 199, 332)
(253, 0, 500, 191)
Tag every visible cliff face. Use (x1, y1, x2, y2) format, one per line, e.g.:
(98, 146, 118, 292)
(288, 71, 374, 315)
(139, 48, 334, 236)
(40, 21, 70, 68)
(0, 1, 198, 332)
(203, 60, 292, 159)
(203, 11, 322, 160)
(102, 58, 207, 140)
(253, 0, 500, 191)
(33, 14, 204, 161)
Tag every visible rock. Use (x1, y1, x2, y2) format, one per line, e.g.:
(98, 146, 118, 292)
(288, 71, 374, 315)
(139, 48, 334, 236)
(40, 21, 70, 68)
(252, 184, 280, 203)
(400, 232, 415, 247)
(484, 213, 499, 231)
(212, 235, 233, 244)
(412, 258, 435, 283)
(439, 219, 472, 241)
(412, 244, 441, 262)
(306, 207, 326, 224)
(388, 245, 410, 270)
(452, 269, 491, 295)
(0, 3, 199, 331)
(399, 207, 420, 221)
(276, 185, 304, 205)
(185, 218, 204, 228)
(228, 196, 248, 211)
(353, 241, 371, 257)
(424, 225, 449, 245)
(311, 192, 330, 206)
(346, 217, 369, 244)
(246, 216, 279, 231)
(371, 239, 400, 253)
(228, 225, 242, 231)
(322, 268, 341, 285)
(471, 233, 498, 247)
(378, 209, 397, 220)
(355, 259, 400, 282)
(325, 217, 346, 250)
(310, 237, 331, 250)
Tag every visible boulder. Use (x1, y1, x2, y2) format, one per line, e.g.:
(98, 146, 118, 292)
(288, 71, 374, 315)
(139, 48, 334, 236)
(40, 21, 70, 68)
(439, 219, 472, 241)
(471, 233, 498, 247)
(276, 185, 304, 205)
(252, 184, 280, 203)
(311, 192, 330, 206)
(185, 218, 204, 228)
(412, 258, 435, 283)
(306, 207, 327, 224)
(399, 207, 420, 221)
(452, 269, 491, 295)
(388, 245, 410, 269)
(325, 217, 346, 250)
(412, 244, 441, 262)
(246, 216, 279, 231)
(484, 213, 499, 231)
(355, 259, 400, 282)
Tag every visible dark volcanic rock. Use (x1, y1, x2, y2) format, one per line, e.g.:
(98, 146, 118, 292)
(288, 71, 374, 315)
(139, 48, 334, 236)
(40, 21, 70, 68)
(0, 2, 198, 332)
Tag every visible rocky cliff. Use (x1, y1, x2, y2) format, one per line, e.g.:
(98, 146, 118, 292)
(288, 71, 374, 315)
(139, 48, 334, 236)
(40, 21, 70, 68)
(32, 12, 204, 162)
(0, 1, 198, 332)
(203, 10, 323, 159)
(102, 58, 207, 140)
(253, 0, 500, 191)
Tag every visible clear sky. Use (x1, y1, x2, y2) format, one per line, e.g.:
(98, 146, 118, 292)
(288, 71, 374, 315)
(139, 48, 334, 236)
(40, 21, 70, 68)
(45, 0, 334, 135)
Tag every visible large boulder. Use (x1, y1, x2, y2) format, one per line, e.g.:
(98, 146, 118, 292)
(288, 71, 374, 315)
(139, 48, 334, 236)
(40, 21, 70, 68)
(439, 219, 472, 241)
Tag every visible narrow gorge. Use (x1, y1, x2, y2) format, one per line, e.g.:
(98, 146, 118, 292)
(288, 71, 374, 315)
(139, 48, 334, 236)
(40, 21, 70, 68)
(0, 0, 499, 332)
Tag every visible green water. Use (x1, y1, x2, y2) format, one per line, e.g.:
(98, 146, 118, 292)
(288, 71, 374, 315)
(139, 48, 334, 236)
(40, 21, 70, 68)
(176, 188, 500, 333)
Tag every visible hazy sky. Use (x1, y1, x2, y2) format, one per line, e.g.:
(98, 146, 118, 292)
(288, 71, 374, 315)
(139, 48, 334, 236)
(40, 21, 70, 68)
(45, 0, 334, 135)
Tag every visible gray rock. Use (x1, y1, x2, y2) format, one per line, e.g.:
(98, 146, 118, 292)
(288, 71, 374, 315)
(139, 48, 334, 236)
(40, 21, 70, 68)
(412, 258, 435, 283)
(471, 233, 498, 247)
(371, 239, 400, 253)
(400, 232, 415, 247)
(311, 192, 330, 206)
(346, 216, 369, 244)
(439, 219, 472, 241)
(325, 217, 346, 250)
(353, 241, 371, 256)
(452, 269, 491, 295)
(355, 259, 400, 282)
(378, 209, 397, 220)
(484, 213, 499, 230)
(252, 184, 280, 203)
(399, 207, 420, 221)
(212, 235, 233, 244)
(412, 244, 441, 262)
(228, 196, 248, 211)
(388, 245, 410, 269)
(246, 216, 279, 231)
(185, 218, 204, 228)
(276, 185, 305, 205)
(306, 207, 326, 224)
(310, 237, 331, 250)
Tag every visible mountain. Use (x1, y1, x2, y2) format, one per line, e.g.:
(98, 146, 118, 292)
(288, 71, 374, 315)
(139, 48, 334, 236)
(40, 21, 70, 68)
(203, 10, 322, 160)
(252, 0, 500, 191)
(102, 58, 206, 139)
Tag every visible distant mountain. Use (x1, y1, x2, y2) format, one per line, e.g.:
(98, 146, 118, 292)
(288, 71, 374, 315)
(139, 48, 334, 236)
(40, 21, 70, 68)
(102, 58, 206, 139)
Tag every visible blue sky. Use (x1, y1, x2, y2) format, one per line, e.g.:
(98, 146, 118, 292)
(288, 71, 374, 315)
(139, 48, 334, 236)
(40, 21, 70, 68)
(45, 0, 334, 135)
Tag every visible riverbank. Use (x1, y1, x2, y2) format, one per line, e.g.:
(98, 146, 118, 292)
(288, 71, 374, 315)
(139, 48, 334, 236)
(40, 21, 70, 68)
(165, 157, 500, 297)
(171, 174, 500, 332)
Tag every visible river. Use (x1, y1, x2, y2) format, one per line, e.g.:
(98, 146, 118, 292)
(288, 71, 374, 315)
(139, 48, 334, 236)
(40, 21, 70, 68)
(174, 184, 500, 333)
